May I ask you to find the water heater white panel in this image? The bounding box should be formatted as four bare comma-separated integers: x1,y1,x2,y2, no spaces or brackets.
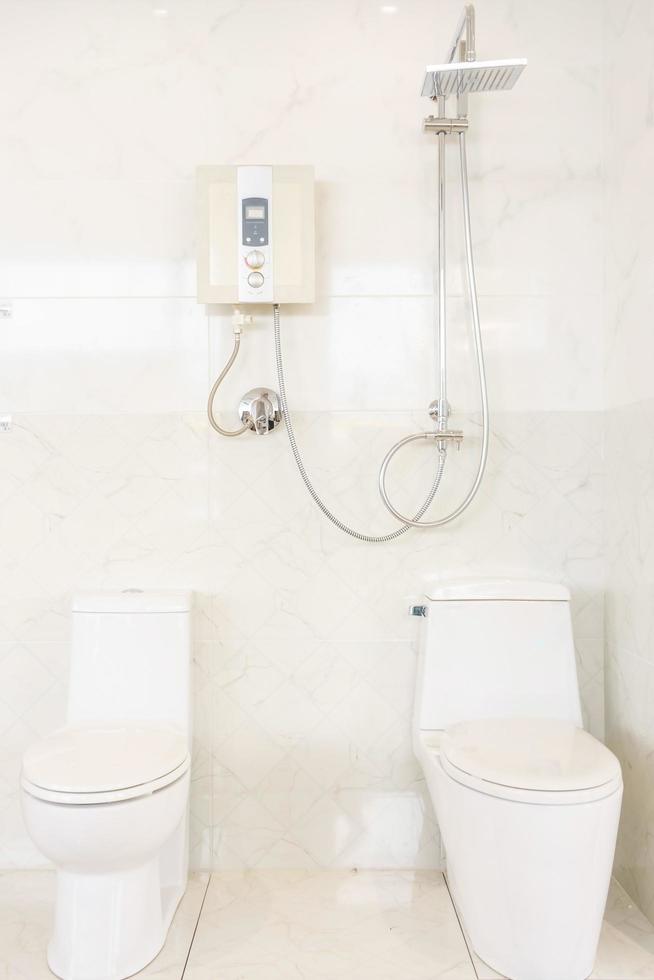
197,164,314,305
207,177,237,292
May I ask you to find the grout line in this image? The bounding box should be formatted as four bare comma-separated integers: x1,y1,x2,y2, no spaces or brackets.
180,872,212,979
442,871,480,980
3,291,591,301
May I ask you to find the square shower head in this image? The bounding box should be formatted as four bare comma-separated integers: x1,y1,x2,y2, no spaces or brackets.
422,58,527,98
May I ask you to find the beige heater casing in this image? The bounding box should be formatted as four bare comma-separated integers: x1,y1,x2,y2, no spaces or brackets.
196,164,315,305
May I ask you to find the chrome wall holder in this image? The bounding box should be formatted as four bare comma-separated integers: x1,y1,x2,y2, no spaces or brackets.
423,116,469,135
238,387,282,435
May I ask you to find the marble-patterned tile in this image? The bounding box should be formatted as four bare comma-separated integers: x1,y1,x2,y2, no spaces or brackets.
140,873,210,979
0,409,607,869
604,16,654,929
183,869,476,979
4,870,654,980
0,299,208,415
604,402,654,922
0,0,611,877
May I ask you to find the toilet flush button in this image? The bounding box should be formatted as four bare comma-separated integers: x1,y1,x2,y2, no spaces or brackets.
247,271,264,288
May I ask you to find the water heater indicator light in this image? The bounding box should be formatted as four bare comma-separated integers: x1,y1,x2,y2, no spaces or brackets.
245,250,265,269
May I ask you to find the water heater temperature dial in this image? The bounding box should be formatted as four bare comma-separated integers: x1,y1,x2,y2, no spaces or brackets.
245,250,265,269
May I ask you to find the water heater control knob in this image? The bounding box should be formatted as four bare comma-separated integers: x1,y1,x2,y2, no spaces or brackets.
245,250,265,269
247,271,265,288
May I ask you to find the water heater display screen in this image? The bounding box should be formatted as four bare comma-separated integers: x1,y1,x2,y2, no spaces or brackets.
242,196,269,246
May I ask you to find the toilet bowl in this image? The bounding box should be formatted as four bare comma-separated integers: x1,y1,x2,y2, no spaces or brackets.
413,579,622,980
20,591,193,980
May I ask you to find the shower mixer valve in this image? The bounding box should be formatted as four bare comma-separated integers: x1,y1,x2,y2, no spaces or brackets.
238,387,282,435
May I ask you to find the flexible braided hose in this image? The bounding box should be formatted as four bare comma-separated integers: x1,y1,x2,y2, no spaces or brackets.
207,331,249,437
273,304,447,543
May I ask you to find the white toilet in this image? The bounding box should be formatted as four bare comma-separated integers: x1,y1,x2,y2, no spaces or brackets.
20,591,192,980
414,579,622,980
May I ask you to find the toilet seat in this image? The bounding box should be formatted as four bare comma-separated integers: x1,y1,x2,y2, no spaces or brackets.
21,722,190,805
437,718,622,805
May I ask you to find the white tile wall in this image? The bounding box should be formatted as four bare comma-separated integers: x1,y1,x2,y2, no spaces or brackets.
0,0,606,870
604,0,654,926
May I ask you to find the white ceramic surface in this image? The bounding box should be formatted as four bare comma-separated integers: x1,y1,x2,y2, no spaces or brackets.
468,877,654,980
19,595,193,979
414,589,622,980
415,583,583,731
22,773,190,979
0,869,209,980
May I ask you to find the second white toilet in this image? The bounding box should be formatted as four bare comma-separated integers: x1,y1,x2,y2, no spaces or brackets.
20,591,192,980
414,579,622,980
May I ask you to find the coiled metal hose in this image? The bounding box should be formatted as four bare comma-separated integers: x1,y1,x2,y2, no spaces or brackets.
273,303,447,543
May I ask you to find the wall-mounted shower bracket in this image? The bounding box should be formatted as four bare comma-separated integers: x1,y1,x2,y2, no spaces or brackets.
423,116,469,135
428,397,450,424
238,387,282,435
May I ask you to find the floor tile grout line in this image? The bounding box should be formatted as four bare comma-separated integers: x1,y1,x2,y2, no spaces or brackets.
181,873,212,980
442,870,480,980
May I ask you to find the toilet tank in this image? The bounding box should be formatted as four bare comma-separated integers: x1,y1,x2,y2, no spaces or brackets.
414,579,582,731
67,591,192,735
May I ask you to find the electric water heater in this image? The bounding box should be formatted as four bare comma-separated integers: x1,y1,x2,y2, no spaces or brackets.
196,165,315,305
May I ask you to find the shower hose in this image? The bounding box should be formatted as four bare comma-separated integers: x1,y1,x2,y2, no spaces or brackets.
207,330,249,437
274,303,447,543
272,131,489,542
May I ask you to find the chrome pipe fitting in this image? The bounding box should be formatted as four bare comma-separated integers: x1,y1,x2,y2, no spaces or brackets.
445,3,476,64
238,388,282,435
423,116,469,135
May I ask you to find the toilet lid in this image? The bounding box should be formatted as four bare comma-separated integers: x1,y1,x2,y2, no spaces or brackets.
22,723,189,794
442,718,621,793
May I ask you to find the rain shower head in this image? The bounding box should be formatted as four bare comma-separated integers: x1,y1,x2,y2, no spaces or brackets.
421,58,527,99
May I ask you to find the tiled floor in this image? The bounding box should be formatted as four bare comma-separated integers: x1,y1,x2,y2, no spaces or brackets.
1,870,653,979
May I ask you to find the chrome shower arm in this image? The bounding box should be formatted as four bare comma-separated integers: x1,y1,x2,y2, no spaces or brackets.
445,4,476,64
